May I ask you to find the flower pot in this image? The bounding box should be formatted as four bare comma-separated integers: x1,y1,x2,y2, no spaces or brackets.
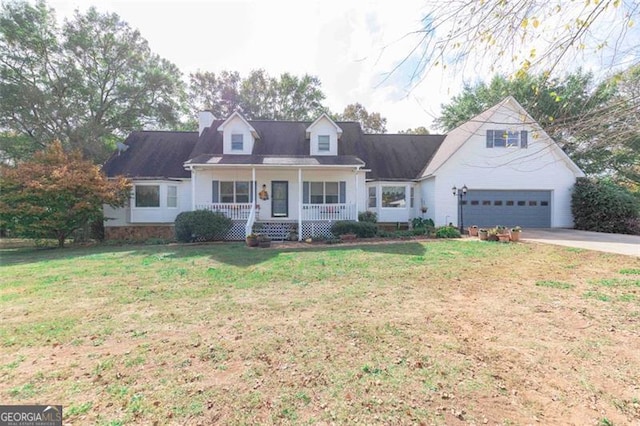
246,236,259,247
478,230,488,241
468,226,479,237
498,234,510,243
510,230,521,242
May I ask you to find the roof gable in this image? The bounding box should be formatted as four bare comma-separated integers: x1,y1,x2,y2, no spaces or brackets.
306,113,343,138
421,96,584,178
217,111,260,138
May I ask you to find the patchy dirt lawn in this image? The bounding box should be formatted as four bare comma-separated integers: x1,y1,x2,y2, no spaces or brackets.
0,239,639,425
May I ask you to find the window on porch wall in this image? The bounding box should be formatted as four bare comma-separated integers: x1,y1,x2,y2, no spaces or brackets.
212,180,255,203
303,181,346,204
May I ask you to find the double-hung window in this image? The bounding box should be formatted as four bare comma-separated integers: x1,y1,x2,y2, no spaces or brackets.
303,181,346,204
212,181,253,203
167,185,178,208
368,187,377,208
486,130,528,148
231,134,244,151
318,135,330,152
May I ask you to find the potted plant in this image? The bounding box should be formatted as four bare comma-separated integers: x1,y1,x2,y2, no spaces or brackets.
487,227,499,241
468,225,479,237
246,233,259,247
257,234,271,248
495,225,510,242
510,226,522,242
478,228,488,240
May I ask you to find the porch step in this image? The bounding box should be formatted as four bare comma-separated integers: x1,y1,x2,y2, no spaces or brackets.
254,221,297,241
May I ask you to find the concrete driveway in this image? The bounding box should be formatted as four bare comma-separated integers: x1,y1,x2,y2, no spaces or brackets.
522,228,640,257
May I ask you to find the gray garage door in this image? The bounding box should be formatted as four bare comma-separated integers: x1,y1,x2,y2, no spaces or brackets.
461,190,551,228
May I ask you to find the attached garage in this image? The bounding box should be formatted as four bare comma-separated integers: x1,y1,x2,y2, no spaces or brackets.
461,190,551,228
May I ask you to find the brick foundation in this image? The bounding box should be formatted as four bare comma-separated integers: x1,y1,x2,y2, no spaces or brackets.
105,225,175,241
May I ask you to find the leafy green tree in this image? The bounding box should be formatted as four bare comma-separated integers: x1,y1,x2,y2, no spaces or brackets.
0,141,131,247
188,69,326,121
338,103,387,133
0,0,186,163
399,126,430,134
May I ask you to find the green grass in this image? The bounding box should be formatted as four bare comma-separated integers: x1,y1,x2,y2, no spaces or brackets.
535,280,574,289
1,240,639,424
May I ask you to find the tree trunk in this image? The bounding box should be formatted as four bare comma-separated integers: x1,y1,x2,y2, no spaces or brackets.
57,234,66,248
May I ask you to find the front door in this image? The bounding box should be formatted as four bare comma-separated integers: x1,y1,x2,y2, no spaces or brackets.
272,181,288,217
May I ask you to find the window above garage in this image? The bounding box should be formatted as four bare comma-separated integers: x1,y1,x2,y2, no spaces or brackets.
486,130,528,148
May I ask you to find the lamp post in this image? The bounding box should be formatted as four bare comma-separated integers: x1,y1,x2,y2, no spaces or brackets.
452,184,468,234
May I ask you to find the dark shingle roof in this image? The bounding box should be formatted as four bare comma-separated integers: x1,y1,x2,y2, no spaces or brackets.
106,121,446,181
103,131,198,179
353,134,446,180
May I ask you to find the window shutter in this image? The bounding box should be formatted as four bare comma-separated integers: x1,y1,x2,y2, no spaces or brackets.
339,181,346,203
486,130,494,148
520,130,528,148
303,182,309,204
212,180,219,203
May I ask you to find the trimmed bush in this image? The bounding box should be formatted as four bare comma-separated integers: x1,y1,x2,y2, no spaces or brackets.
358,211,378,223
435,225,461,239
174,210,232,242
330,221,377,238
572,178,640,235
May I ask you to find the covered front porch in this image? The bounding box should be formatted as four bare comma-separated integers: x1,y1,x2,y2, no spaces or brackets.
185,162,367,240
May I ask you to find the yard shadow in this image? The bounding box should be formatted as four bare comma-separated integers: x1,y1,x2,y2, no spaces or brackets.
0,240,429,268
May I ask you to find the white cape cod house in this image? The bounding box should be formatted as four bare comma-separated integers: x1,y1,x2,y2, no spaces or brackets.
103,97,584,240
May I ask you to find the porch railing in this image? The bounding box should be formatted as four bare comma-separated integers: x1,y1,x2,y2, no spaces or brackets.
301,203,356,221
196,203,253,221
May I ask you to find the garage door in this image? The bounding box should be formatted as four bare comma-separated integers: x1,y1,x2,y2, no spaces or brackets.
462,190,551,228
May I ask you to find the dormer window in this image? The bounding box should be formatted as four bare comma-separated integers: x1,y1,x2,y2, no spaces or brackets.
318,135,330,152
231,134,244,151
486,130,528,148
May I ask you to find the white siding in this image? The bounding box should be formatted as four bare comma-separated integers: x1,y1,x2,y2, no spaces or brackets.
308,117,339,156
222,116,255,155
193,167,365,220
366,181,418,223
105,179,191,226
432,104,579,228
420,177,436,223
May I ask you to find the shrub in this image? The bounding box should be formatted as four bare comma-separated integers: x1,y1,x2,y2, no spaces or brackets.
572,178,640,235
358,211,378,223
174,210,232,242
330,221,377,238
435,225,461,239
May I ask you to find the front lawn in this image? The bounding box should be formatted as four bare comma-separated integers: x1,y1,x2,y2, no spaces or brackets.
1,240,639,424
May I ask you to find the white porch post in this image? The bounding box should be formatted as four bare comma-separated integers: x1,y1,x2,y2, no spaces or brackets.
298,168,303,241
190,166,196,211
354,167,359,221
252,167,256,204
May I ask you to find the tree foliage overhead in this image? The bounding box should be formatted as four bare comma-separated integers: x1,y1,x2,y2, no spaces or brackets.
0,141,131,247
0,0,186,163
397,0,639,89
337,103,387,134
436,69,639,186
399,126,430,135
188,69,326,121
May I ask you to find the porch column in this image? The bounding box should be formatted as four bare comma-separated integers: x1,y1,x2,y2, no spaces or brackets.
354,167,359,221
252,167,256,204
298,168,303,241
190,166,196,211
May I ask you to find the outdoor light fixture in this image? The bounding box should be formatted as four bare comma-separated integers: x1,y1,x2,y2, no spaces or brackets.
452,184,468,233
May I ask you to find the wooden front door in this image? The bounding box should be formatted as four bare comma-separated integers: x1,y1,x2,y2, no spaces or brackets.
271,181,288,217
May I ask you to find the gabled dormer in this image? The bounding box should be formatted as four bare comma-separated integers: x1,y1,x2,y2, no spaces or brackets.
306,113,343,156
217,111,260,155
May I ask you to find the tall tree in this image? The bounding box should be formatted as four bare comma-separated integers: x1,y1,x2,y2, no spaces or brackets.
399,126,430,135
0,141,131,247
187,69,326,121
338,103,387,133
0,0,186,163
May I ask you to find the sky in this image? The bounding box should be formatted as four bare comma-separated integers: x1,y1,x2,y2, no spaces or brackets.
44,0,638,133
